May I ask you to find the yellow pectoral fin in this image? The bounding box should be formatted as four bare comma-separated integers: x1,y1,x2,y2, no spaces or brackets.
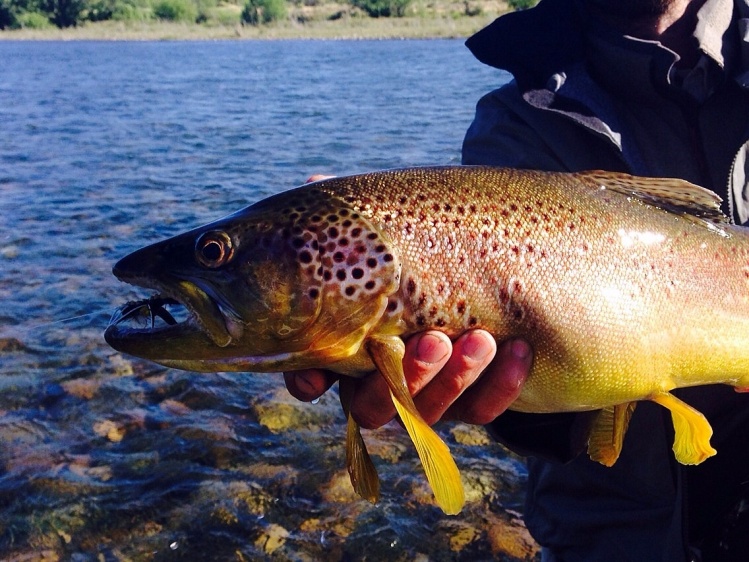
587,402,637,467
345,412,380,504
388,390,465,515
366,335,465,515
650,392,716,465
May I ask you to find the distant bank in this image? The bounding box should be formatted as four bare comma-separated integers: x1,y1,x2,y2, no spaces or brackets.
0,1,509,41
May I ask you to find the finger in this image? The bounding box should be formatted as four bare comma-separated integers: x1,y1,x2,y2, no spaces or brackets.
445,338,532,425
413,330,497,425
346,372,396,430
305,174,335,183
348,331,452,429
283,369,337,402
401,331,453,393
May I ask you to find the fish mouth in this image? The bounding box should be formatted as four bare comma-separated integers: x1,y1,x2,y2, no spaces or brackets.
107,294,183,332
104,276,245,358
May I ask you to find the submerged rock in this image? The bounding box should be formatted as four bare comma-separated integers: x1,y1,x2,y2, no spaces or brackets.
93,419,127,442
0,336,25,353
488,516,540,561
450,423,492,447
254,523,290,555
252,388,338,433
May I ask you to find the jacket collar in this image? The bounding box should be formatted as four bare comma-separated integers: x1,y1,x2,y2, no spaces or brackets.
465,0,585,92
466,0,749,97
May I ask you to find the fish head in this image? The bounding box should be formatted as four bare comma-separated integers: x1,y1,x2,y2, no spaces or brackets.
105,181,401,373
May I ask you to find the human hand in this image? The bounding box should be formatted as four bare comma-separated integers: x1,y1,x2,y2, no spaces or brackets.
283,330,532,428
305,174,334,183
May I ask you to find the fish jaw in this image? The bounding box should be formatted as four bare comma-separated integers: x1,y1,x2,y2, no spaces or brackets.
104,249,242,368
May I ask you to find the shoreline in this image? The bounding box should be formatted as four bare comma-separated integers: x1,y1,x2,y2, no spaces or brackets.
0,11,504,41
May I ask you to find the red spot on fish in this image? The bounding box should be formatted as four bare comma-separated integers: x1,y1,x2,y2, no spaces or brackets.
407,279,416,294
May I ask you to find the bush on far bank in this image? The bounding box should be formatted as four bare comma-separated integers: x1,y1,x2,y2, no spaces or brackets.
0,0,509,29
153,0,196,20
240,0,284,24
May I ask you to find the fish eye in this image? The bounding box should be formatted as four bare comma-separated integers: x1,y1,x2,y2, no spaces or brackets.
196,231,233,268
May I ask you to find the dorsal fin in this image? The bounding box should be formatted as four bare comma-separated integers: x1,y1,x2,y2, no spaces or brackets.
576,170,729,225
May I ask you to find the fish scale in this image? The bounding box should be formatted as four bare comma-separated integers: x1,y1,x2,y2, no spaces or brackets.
106,166,749,513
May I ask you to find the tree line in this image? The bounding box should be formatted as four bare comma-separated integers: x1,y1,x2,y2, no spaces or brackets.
0,0,430,29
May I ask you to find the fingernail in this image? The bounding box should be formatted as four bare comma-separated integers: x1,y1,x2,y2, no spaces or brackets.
416,332,450,364
463,331,491,361
510,339,531,360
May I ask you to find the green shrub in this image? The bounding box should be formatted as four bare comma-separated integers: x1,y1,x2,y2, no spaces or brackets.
153,0,197,21
508,0,538,9
111,3,149,20
204,3,240,24
350,0,410,17
108,0,152,21
43,0,85,26
86,0,115,20
0,0,15,28
240,0,284,25
15,9,50,26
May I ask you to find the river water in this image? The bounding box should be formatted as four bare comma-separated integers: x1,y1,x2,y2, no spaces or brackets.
0,39,536,560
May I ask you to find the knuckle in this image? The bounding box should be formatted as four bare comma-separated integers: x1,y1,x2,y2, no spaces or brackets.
354,410,392,430
435,371,471,398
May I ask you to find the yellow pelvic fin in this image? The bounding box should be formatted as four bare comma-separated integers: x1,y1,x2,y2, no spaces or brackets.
366,335,465,515
650,392,717,465
587,402,637,467
345,411,380,504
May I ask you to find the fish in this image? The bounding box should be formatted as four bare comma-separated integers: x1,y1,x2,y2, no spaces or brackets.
105,166,749,514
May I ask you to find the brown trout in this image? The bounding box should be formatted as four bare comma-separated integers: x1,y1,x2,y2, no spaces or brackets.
105,166,749,514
